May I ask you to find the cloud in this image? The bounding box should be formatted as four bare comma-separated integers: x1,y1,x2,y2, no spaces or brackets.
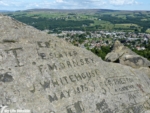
109,0,139,5
83,0,106,5
0,1,9,6
55,0,64,3
91,0,101,1
0,0,141,10
0,0,26,7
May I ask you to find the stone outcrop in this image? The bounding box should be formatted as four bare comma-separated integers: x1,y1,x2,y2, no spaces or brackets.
0,14,150,113
105,40,150,68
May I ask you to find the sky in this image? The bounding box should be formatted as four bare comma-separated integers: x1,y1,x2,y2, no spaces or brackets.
0,0,150,11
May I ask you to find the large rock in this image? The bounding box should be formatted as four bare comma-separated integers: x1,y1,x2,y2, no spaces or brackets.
105,40,150,68
0,14,150,113
139,67,150,78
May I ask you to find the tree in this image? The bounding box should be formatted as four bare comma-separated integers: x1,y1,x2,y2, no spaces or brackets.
91,46,111,60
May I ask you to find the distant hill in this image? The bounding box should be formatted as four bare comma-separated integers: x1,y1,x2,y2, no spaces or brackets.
0,10,14,12
21,8,150,13
24,8,117,13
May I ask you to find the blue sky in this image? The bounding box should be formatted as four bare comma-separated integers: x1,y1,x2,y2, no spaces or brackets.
0,0,150,11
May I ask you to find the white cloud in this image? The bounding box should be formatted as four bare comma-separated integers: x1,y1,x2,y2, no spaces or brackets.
88,0,103,2
25,1,54,9
0,0,26,7
109,0,138,5
0,0,141,10
55,0,64,3
0,1,9,6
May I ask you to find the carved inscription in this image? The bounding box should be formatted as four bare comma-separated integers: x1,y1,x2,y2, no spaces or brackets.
0,72,13,83
48,80,97,103
36,41,100,104
55,69,97,87
37,41,56,48
5,48,23,67
48,83,89,103
40,69,98,89
122,103,150,113
40,68,99,103
66,101,85,113
50,58,94,70
128,93,137,104
40,80,50,90
38,51,78,59
96,99,112,113
38,58,94,72
105,77,138,94
0,47,24,66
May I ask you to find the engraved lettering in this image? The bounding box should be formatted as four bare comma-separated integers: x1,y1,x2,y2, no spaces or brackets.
40,81,50,90
49,94,58,103
5,48,23,67
65,90,71,97
37,41,50,48
47,64,57,71
72,59,79,67
80,59,84,65
39,53,46,59
60,92,66,99
66,101,84,113
81,73,86,79
74,74,82,81
69,75,76,82
63,76,69,84
52,80,59,87
60,63,65,69
85,58,90,64
67,61,72,68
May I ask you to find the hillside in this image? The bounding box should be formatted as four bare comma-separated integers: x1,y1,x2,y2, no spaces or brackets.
5,9,150,33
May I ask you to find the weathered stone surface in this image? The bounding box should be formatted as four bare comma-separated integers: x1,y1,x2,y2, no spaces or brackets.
0,14,150,113
139,67,150,78
105,40,150,68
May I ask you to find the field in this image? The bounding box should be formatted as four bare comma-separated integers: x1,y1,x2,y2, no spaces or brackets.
146,29,150,33
5,9,150,33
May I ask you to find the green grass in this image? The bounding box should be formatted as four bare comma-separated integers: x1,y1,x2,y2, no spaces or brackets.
146,29,150,33
6,10,150,32
141,19,148,21
115,23,138,27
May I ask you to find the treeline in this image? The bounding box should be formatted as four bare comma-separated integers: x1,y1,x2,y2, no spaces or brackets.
132,41,150,60
90,46,111,60
11,16,94,31
99,14,150,32
9,12,150,32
